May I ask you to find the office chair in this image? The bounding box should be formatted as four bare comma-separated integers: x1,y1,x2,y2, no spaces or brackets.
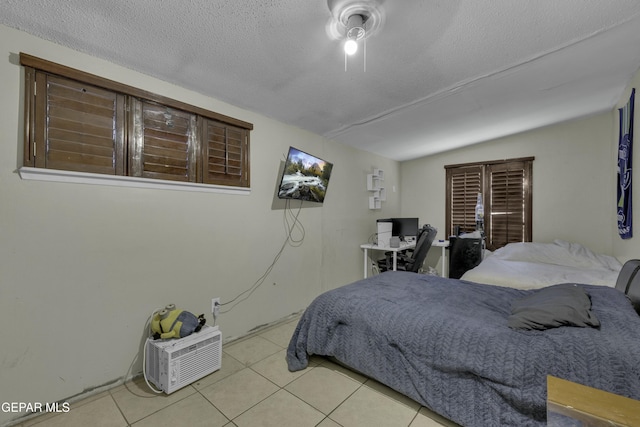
615,259,640,294
377,224,437,273
616,259,640,315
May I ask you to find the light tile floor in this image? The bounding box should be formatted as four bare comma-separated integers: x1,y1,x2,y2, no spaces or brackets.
15,316,460,427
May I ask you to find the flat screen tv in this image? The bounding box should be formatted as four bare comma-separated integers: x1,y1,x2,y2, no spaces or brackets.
278,147,333,203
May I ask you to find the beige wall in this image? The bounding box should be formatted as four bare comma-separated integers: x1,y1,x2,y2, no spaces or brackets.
400,110,621,272
0,24,400,425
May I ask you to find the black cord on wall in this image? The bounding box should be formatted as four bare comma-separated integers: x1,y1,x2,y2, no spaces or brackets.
220,199,305,313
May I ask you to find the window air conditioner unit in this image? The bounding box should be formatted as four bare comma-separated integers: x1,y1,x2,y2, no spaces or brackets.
145,325,221,394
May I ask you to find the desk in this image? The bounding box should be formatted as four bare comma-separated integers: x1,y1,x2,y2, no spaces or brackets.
433,240,450,278
360,241,415,278
360,240,449,278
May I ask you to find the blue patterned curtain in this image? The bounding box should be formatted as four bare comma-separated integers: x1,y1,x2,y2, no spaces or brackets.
618,88,635,239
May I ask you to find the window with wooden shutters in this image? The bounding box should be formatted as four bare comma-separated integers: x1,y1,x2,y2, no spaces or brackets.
27,72,125,175
130,100,198,182
445,157,533,250
21,53,252,189
486,160,532,249
446,165,483,235
202,119,248,187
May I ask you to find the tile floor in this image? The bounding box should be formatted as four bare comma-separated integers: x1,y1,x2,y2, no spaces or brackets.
15,316,459,427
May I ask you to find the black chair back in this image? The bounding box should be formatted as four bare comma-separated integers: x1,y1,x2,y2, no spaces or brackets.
617,259,640,315
615,259,640,293
406,225,437,273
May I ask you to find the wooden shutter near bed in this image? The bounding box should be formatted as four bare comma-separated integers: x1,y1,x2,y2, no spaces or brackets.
447,165,483,235
486,160,532,249
445,157,533,251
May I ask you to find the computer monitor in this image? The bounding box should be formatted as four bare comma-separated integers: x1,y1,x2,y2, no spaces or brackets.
392,218,419,241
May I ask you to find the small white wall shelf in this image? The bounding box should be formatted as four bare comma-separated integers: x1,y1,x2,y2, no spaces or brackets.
367,168,385,209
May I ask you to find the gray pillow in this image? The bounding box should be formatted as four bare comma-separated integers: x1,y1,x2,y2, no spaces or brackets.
508,283,600,330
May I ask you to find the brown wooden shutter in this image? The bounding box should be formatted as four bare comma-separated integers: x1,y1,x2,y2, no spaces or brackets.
33,72,125,174
446,165,483,236
486,160,532,250
130,100,198,182
446,157,533,250
201,119,249,187
23,54,253,189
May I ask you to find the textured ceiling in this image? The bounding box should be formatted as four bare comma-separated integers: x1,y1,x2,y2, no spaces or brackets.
2,0,640,161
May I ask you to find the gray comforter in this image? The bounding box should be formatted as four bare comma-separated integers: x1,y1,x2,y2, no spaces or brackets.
286,271,640,426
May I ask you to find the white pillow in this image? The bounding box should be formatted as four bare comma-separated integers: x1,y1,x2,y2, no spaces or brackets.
491,240,621,271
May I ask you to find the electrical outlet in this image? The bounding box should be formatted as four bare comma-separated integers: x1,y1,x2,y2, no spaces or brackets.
211,297,220,316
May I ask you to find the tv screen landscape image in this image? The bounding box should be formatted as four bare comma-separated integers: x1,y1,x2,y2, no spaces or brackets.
278,147,333,203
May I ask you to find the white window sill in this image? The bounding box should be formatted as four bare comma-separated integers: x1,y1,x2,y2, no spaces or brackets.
18,167,251,195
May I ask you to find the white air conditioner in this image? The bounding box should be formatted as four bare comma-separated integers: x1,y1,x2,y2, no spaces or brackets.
145,325,222,394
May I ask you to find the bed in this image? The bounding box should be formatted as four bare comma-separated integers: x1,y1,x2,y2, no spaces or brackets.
286,266,640,426
460,240,622,289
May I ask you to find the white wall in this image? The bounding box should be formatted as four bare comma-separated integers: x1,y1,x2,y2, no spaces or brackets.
0,24,400,426
400,111,618,271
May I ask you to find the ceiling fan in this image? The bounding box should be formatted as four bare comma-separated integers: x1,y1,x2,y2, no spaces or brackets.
326,0,385,71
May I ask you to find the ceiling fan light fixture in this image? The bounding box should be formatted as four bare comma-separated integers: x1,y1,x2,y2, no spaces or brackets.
344,13,364,56
327,1,384,71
